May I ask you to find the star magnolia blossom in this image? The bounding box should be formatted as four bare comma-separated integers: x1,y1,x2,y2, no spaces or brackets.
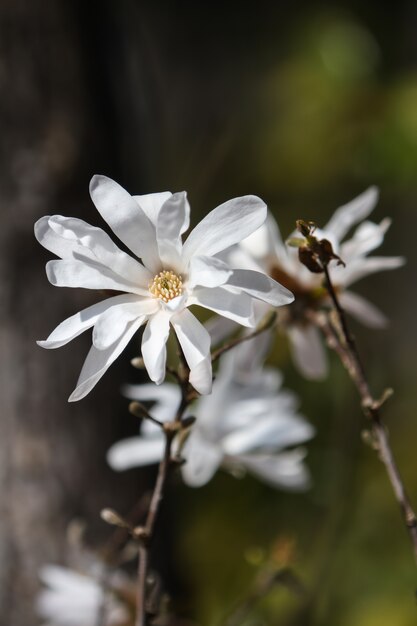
37,565,129,626
35,176,293,401
231,187,405,379
108,337,314,489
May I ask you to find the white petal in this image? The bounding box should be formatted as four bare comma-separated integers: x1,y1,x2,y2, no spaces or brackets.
189,286,255,327
46,215,151,286
39,565,98,594
204,316,239,346
68,318,144,402
122,382,181,422
89,175,161,272
133,191,173,225
340,218,391,262
182,195,267,262
288,324,328,380
334,255,405,287
222,413,314,455
237,450,311,491
181,430,223,487
338,291,388,328
241,213,288,263
46,259,147,295
37,295,138,349
92,299,157,350
171,309,212,395
107,435,165,470
156,192,190,267
141,310,171,385
324,186,379,241
188,255,232,289
225,269,294,307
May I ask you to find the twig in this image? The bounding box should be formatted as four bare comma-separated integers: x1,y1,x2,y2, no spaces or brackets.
135,348,192,626
319,263,417,563
211,311,277,364
135,430,175,626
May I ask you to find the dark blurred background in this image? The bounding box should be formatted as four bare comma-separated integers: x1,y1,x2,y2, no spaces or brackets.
1,1,417,624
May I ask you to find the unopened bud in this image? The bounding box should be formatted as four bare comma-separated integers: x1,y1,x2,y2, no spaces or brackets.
181,416,196,429
128,401,149,419
100,508,131,529
130,357,145,369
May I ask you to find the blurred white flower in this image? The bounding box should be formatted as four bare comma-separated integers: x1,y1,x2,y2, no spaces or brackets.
231,187,405,380
107,336,314,490
35,176,293,401
37,565,130,626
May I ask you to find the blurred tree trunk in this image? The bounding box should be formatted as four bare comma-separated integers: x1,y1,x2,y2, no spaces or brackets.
0,2,144,623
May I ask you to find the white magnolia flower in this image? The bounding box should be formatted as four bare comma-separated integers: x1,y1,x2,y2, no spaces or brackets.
108,337,314,490
35,176,293,401
37,565,129,626
231,187,405,379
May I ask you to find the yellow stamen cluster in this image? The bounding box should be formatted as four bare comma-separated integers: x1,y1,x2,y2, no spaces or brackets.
149,270,183,303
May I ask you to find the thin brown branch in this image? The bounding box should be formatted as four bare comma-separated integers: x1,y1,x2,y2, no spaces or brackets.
211,311,277,364
319,263,417,563
136,431,175,626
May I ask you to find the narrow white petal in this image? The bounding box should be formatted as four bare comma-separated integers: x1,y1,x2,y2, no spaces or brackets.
204,316,239,346
141,310,171,385
68,318,143,402
93,299,156,350
133,191,173,225
237,450,311,491
89,175,160,272
222,413,314,455
156,192,190,267
171,309,213,395
122,383,181,422
107,435,165,470
288,324,328,380
225,269,294,307
46,259,147,295
339,291,388,328
340,218,391,262
189,286,255,327
334,255,405,287
241,213,288,263
37,294,141,349
181,431,223,487
324,186,379,240
182,195,267,262
188,255,232,289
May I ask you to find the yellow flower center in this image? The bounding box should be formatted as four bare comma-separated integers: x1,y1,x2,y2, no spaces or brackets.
149,270,183,303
